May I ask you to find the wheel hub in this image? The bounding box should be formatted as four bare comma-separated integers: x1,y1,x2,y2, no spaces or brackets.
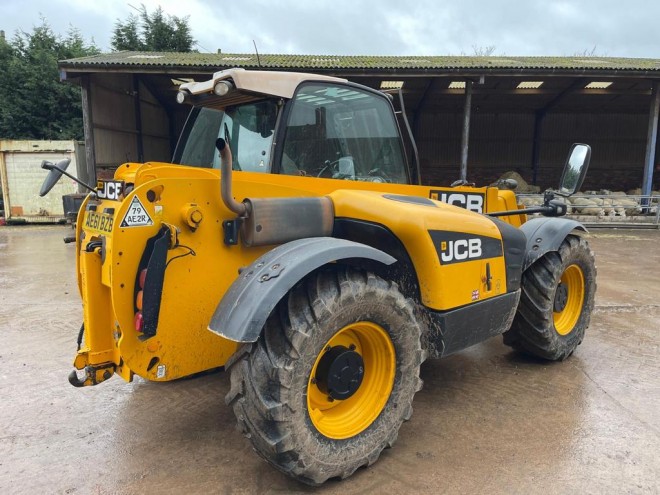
315,345,364,400
554,282,569,313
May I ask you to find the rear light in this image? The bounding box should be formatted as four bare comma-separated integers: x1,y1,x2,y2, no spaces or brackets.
135,270,146,332
134,311,144,332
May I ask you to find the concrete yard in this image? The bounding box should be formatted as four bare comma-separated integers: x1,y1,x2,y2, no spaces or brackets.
0,226,658,494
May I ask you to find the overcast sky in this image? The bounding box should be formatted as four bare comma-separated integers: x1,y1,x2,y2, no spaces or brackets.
2,0,659,58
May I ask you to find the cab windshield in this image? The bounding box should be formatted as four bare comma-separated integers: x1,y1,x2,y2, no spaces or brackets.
278,83,409,184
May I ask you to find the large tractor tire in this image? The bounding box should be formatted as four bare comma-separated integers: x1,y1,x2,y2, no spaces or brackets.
503,234,596,360
225,267,425,485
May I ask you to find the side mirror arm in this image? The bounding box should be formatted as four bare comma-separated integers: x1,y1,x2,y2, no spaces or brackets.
489,191,567,218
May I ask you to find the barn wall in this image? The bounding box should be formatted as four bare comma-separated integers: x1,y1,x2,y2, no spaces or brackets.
538,112,647,191
138,79,171,163
416,110,650,191
90,74,137,173
82,70,657,193
89,74,171,176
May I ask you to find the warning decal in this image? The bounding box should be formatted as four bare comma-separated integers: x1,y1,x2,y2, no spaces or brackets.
121,196,153,227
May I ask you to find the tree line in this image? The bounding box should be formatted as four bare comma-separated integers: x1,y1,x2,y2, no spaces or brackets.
0,6,194,141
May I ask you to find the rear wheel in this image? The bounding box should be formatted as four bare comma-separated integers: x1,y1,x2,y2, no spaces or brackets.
503,234,596,360
225,267,425,485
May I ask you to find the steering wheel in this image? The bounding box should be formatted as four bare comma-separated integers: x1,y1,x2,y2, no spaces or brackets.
317,159,339,178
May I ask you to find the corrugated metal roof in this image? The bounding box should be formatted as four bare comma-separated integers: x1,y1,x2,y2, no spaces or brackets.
59,51,660,73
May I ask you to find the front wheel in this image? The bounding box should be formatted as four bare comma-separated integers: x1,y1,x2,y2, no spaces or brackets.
225,267,425,485
503,234,596,360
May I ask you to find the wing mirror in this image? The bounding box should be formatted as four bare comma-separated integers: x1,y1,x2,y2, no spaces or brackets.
39,159,71,197
39,159,95,197
489,143,592,218
557,143,591,197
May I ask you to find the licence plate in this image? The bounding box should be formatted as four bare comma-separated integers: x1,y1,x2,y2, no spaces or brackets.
84,210,114,233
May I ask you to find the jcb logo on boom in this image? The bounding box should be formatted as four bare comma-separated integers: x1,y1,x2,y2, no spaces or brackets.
429,190,484,213
440,238,482,263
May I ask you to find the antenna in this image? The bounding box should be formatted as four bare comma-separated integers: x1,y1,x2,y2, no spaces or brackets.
253,40,262,68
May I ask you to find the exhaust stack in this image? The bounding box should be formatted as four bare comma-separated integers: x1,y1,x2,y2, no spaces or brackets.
216,138,247,217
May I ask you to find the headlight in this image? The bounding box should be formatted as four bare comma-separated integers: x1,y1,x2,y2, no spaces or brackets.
213,80,233,96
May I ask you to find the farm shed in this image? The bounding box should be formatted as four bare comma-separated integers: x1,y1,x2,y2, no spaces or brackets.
58,53,660,193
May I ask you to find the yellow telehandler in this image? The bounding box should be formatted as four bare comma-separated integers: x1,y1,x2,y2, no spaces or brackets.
41,69,596,484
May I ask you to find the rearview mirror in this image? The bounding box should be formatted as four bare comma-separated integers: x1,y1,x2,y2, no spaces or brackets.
39,158,71,197
557,143,591,196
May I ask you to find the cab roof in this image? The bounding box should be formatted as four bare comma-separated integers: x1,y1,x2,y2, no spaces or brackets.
179,68,348,102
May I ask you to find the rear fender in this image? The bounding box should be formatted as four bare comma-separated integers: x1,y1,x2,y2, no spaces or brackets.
520,218,587,271
208,237,396,343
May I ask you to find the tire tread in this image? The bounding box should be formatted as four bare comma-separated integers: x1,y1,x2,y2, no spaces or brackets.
504,235,597,360
225,266,425,485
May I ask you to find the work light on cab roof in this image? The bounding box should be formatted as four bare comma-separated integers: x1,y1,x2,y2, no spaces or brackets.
213,80,233,96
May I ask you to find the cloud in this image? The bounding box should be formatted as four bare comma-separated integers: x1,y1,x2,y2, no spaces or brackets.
2,0,659,58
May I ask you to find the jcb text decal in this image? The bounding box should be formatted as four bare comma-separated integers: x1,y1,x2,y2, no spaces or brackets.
429,231,502,265
429,190,484,213
96,180,124,201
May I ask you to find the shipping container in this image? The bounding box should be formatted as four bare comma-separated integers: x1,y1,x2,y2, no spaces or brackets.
0,140,85,224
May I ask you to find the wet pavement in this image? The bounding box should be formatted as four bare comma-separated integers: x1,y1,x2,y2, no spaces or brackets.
0,226,658,494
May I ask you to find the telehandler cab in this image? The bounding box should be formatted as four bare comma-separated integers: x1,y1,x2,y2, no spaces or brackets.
42,68,596,484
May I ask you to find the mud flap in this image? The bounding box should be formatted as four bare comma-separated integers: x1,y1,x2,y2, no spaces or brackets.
519,218,587,271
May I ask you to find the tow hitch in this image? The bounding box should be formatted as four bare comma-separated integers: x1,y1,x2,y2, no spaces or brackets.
68,363,116,387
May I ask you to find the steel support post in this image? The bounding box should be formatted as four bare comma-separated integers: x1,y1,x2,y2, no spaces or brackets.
642,82,660,203
460,81,473,182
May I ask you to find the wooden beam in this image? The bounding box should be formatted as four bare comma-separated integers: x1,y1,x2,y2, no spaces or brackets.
460,81,473,182
81,75,97,184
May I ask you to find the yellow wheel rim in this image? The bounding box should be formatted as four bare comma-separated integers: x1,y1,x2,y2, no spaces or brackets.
307,321,396,440
553,264,585,336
